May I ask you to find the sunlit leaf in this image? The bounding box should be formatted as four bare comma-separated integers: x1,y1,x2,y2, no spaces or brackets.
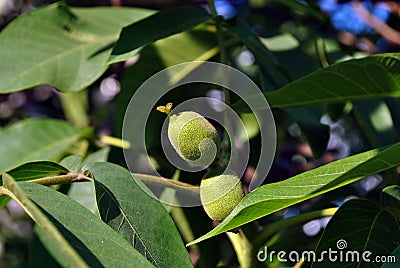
109,6,211,63
232,54,400,111
188,141,400,245
0,2,153,92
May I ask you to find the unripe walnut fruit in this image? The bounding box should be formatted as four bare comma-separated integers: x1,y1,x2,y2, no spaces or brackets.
200,170,244,222
168,111,220,166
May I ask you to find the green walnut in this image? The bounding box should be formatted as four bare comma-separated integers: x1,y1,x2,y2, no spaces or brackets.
168,111,220,166
200,170,244,222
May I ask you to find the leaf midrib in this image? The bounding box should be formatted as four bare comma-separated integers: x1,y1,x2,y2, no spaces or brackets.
97,182,161,268
6,34,118,89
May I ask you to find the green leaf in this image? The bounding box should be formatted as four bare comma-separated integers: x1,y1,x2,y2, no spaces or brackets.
18,181,154,267
2,161,68,184
232,54,400,111
0,2,153,93
312,199,400,267
59,147,110,172
109,6,211,63
188,141,400,245
2,174,89,268
66,149,110,214
68,181,98,215
29,226,62,268
0,160,70,207
0,119,81,173
80,147,110,166
85,162,193,268
59,155,83,172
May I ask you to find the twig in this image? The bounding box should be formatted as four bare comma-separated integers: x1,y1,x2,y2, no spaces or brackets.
226,229,253,268
133,173,200,197
27,173,92,186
